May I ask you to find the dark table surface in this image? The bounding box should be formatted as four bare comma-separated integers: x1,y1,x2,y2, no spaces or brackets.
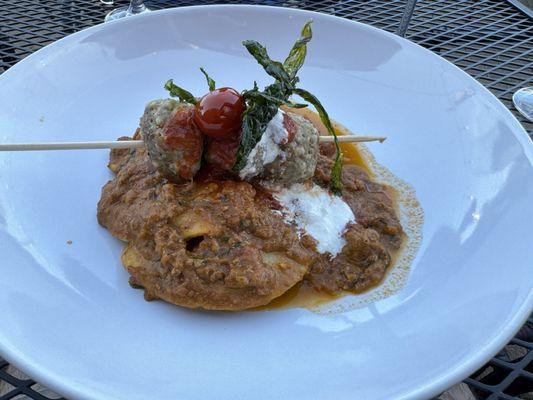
0,1,532,399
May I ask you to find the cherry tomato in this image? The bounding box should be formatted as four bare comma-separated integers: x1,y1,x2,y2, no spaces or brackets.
193,88,245,138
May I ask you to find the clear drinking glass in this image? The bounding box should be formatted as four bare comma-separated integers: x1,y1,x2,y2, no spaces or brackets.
105,0,151,22
513,87,533,122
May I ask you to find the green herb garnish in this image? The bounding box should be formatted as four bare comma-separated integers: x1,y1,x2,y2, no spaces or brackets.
235,20,343,193
283,20,313,79
200,67,216,91
293,88,343,193
164,79,197,105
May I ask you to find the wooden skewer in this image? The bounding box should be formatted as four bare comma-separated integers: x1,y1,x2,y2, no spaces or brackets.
0,135,386,152
0,140,145,151
319,135,386,143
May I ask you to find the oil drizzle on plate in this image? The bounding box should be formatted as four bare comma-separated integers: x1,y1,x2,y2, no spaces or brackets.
253,282,342,311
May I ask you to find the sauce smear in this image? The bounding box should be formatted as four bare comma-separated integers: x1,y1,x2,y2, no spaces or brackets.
254,282,341,311
256,108,385,311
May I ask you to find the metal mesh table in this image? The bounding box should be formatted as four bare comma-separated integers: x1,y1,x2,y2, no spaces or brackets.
0,1,532,399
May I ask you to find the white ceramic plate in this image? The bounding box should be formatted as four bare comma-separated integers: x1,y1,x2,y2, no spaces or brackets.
0,5,532,400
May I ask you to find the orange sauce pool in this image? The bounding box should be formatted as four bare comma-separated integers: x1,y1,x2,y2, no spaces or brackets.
253,282,341,311
253,108,380,311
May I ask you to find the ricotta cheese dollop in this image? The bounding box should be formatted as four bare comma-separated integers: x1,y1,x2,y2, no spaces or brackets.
272,183,356,257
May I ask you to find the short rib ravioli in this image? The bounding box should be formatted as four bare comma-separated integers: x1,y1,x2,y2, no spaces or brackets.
97,144,316,310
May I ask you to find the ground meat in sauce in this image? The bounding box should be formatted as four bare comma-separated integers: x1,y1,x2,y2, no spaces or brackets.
98,136,404,310
140,99,203,183
97,144,316,310
204,133,241,172
261,112,319,184
306,143,404,294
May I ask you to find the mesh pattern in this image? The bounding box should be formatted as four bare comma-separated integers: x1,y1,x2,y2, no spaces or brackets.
405,0,533,134
0,359,61,400
463,315,533,400
0,1,532,399
0,0,531,131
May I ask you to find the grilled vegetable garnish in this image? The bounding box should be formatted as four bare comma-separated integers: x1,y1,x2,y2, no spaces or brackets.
293,88,343,193
164,79,197,105
200,67,216,91
235,21,343,193
164,20,344,193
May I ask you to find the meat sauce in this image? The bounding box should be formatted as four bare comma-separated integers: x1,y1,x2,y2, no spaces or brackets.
99,108,406,311
257,108,403,311
281,111,298,144
162,106,204,180
204,133,242,172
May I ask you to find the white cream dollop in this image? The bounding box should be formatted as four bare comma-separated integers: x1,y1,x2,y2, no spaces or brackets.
239,110,288,180
272,183,356,257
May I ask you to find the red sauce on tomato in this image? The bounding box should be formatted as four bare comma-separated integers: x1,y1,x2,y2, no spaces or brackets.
194,88,245,138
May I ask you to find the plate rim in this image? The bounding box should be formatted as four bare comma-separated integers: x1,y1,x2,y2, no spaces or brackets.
0,4,532,400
